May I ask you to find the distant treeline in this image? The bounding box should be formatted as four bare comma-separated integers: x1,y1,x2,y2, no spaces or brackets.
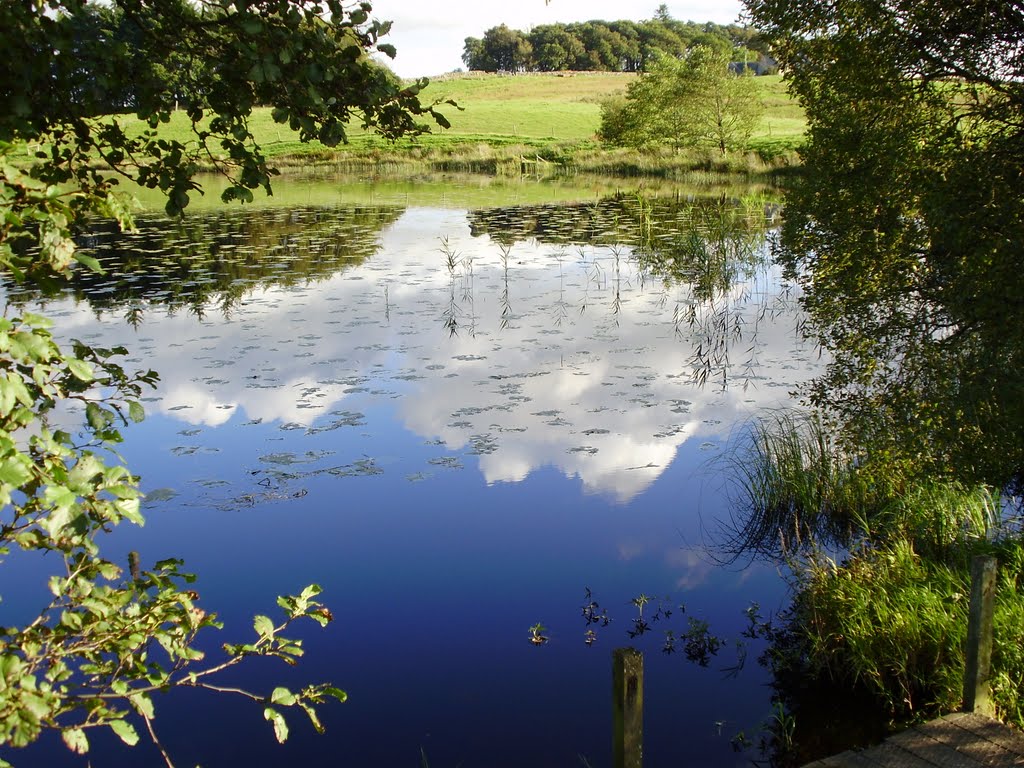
461,13,770,74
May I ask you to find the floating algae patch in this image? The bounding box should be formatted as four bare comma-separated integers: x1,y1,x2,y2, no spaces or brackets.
320,458,384,478
142,487,178,506
171,446,220,457
428,456,463,470
307,411,366,434
259,450,335,466
468,434,499,455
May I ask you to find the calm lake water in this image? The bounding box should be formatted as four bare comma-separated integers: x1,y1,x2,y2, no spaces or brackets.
5,176,819,767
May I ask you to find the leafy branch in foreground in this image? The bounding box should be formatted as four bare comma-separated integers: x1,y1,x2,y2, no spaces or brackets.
0,315,343,766
1,1,452,763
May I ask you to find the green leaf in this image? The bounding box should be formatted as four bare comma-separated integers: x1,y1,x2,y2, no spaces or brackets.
300,584,322,600
0,456,32,487
253,614,275,640
85,402,109,431
0,373,32,411
264,707,289,743
323,686,348,703
299,702,324,734
109,719,140,746
128,401,145,423
241,17,262,35
73,252,104,274
129,692,155,720
270,686,296,706
61,727,89,754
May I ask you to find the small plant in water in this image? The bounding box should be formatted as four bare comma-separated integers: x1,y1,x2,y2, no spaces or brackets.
681,616,723,666
529,622,549,645
662,629,677,654
581,587,611,628
628,593,652,638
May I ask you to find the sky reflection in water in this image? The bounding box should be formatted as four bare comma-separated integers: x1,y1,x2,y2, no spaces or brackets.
4,188,819,767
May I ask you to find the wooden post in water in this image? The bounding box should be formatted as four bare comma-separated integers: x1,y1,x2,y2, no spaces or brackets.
963,554,997,717
613,647,643,768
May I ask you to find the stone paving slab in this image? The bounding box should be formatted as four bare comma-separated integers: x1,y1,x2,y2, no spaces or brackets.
802,715,1024,768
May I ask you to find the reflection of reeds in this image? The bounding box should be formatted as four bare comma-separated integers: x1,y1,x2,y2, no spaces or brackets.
552,251,568,328
609,246,626,326
461,252,476,337
498,243,513,330
440,236,463,337
576,247,591,315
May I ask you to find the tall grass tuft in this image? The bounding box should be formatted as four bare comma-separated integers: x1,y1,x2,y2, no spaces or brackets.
717,412,885,560
870,481,998,563
770,533,1024,745
717,411,1002,562
730,411,1024,760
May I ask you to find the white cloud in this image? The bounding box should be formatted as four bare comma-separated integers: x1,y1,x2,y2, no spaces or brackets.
25,203,817,504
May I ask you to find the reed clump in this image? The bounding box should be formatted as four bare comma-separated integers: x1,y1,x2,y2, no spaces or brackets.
718,412,887,559
771,531,1024,731
728,411,1024,759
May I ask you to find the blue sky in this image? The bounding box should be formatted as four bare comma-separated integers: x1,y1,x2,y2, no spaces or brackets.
368,1,748,78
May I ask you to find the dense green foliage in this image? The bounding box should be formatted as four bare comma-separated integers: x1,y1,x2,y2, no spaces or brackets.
461,15,771,73
0,1,441,765
746,0,1024,488
598,48,764,155
725,0,1024,746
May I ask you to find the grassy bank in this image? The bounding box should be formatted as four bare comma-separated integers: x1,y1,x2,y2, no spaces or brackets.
102,71,804,177
725,413,1024,764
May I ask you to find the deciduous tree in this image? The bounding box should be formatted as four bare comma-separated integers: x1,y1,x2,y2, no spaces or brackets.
599,46,763,154
745,0,1024,485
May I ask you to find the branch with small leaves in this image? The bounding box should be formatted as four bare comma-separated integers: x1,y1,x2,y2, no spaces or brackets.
0,317,343,767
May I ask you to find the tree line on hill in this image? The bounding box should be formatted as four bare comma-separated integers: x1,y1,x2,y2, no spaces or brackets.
461,9,770,74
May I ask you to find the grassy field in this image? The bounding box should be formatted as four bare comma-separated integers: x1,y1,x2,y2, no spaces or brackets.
417,71,629,141
106,71,804,175
748,75,806,155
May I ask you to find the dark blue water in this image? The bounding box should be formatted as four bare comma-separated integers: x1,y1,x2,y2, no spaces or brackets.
3,185,817,767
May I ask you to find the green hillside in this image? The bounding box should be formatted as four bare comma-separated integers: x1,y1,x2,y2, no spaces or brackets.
108,71,804,173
